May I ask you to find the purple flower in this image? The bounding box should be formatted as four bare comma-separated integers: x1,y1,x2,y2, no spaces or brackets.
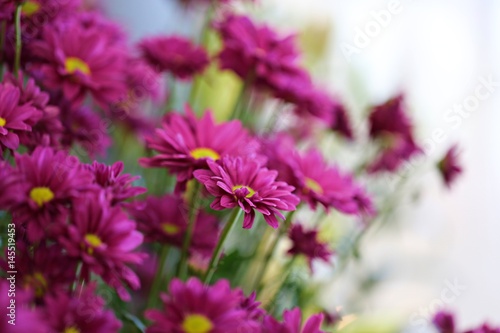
0,83,42,155
464,324,500,333
438,145,463,188
10,147,94,242
0,1,15,20
367,135,421,173
146,277,258,333
140,107,260,191
42,283,122,333
194,157,299,229
369,94,413,139
57,191,144,300
263,308,326,333
287,223,333,271
139,35,209,79
433,311,456,333
0,161,24,210
127,194,220,258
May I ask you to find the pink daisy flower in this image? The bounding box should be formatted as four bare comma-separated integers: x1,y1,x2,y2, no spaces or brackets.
29,17,127,109
10,147,93,242
287,223,333,271
369,94,413,139
146,277,258,333
57,191,144,300
139,107,260,191
127,194,219,258
0,83,42,155
42,283,122,333
139,36,209,79
263,308,326,333
193,157,299,229
438,145,463,188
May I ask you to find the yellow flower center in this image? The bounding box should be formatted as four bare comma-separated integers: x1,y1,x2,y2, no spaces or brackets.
304,177,323,195
64,327,80,333
84,234,103,255
29,187,54,207
161,223,180,235
65,57,91,76
21,1,40,16
190,148,220,161
24,272,48,297
232,185,256,198
0,117,6,127
181,314,214,333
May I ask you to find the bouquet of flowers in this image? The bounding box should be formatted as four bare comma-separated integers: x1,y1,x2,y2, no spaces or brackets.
0,0,493,332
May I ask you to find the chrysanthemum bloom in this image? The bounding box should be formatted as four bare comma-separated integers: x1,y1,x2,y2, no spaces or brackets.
4,72,49,115
140,107,260,191
263,308,326,333
330,100,354,140
139,36,209,79
10,147,94,242
86,161,146,205
0,83,41,155
29,18,127,109
146,277,258,333
438,145,463,188
367,135,421,173
287,224,333,271
0,1,15,20
0,161,24,210
43,283,122,333
369,94,413,139
215,14,304,91
58,192,144,300
194,157,299,229
127,194,219,258
433,311,455,333
20,0,81,21
464,324,500,333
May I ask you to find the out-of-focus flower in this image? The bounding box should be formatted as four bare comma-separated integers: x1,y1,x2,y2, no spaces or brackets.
0,161,24,210
263,308,326,333
86,161,146,205
438,145,463,188
57,192,144,300
0,1,15,20
10,147,93,242
139,107,260,192
43,283,122,333
4,72,49,115
194,157,299,229
146,277,258,333
433,311,456,333
287,223,333,271
139,36,209,79
127,194,219,258
29,18,127,109
0,83,42,155
367,135,421,173
330,100,354,140
464,324,500,333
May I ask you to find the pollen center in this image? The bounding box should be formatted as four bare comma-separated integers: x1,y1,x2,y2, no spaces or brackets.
190,147,220,161
84,234,103,255
29,187,54,207
0,117,6,127
181,314,214,333
64,327,80,333
22,1,41,16
232,185,256,198
65,57,91,76
24,272,48,297
161,223,180,235
304,177,323,195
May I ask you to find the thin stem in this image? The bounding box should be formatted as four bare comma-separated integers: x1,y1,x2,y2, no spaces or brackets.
177,181,201,279
147,245,170,309
14,4,22,77
203,208,243,284
265,256,297,314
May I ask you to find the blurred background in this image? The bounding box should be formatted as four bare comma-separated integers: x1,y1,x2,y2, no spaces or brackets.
102,0,500,331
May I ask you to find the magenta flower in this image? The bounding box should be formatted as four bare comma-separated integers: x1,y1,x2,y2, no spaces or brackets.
4,72,50,116
0,83,42,155
146,277,257,333
0,161,24,210
367,135,421,173
140,107,259,191
10,147,93,242
433,311,456,333
86,161,146,205
287,224,333,271
263,308,326,333
127,194,220,258
20,0,81,20
194,157,299,229
369,94,413,139
29,18,127,109
0,1,15,20
139,35,209,79
42,283,122,333
57,192,144,300
330,100,354,140
464,325,500,333
438,145,463,188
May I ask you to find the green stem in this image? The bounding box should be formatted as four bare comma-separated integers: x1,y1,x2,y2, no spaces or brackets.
203,208,243,284
14,5,22,77
265,256,297,314
147,245,170,309
177,182,201,279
